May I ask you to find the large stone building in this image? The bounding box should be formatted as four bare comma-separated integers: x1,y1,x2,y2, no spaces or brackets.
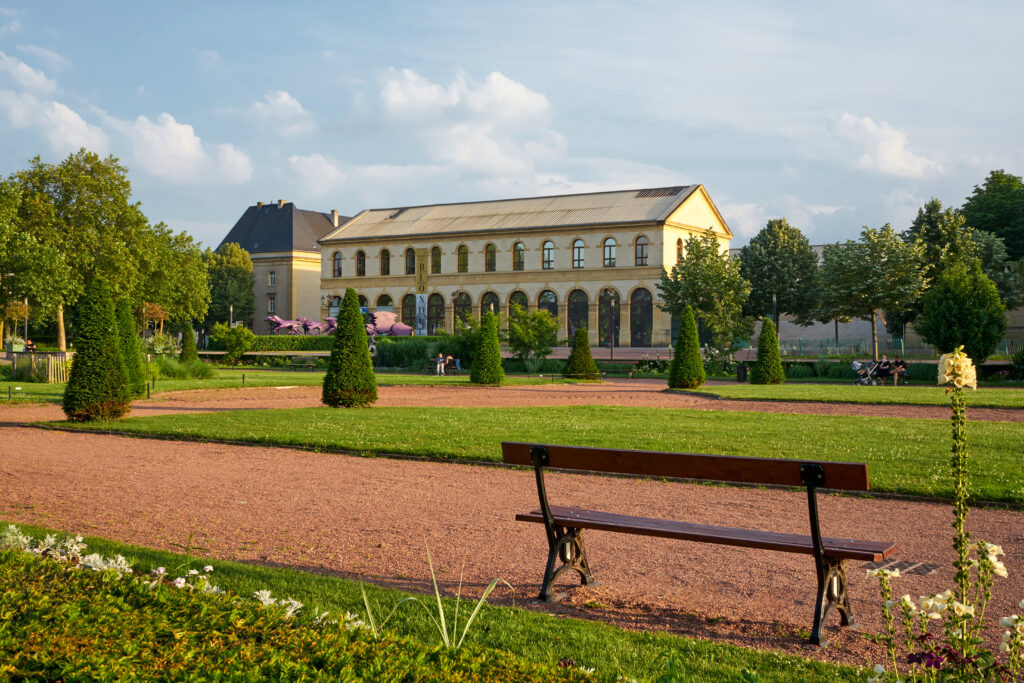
317,185,733,347
220,200,349,333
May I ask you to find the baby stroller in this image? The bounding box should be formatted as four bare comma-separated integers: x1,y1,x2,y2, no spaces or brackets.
851,360,881,386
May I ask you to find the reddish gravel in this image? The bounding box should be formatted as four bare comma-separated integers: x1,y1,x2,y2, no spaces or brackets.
2,382,1023,669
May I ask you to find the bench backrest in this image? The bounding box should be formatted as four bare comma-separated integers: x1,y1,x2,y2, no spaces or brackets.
501,441,869,491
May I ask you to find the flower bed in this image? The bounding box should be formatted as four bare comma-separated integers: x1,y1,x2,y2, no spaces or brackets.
0,528,595,681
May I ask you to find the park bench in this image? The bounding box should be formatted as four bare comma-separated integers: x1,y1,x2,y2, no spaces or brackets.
288,356,318,371
501,441,898,646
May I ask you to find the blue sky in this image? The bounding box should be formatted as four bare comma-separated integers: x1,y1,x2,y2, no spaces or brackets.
0,1,1020,248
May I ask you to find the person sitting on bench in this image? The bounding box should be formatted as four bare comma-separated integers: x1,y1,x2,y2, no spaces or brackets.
24,339,36,353
892,355,908,385
875,355,892,383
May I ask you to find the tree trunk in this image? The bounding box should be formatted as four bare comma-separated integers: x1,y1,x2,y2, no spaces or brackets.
57,304,66,351
870,310,878,361
0,319,4,342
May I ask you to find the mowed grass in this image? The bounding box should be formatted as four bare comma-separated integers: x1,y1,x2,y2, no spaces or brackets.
0,371,563,404
55,405,1024,503
690,383,1024,408
1,521,861,682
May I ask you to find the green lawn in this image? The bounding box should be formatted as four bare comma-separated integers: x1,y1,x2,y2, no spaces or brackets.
53,405,1024,503
691,383,1024,408
0,370,564,405
1,521,861,682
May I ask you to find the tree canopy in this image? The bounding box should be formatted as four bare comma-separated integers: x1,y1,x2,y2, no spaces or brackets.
961,169,1024,260
738,218,820,325
915,261,1006,365
657,229,752,355
204,242,255,327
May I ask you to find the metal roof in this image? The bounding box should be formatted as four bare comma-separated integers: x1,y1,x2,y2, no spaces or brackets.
220,203,348,254
320,185,700,243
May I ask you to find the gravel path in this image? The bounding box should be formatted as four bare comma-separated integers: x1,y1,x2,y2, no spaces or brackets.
2,383,1023,668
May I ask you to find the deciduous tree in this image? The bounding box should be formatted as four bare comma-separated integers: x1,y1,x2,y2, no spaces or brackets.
507,304,558,370
738,218,820,326
915,262,1006,365
961,169,1024,260
204,242,255,327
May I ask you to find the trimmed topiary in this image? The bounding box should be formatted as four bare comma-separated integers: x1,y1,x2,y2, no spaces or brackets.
470,311,504,385
179,322,199,364
322,287,377,407
750,318,784,384
563,325,600,380
115,298,147,398
63,277,131,421
668,305,705,388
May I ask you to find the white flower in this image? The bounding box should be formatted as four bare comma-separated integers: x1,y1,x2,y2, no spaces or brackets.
203,565,214,573
254,589,277,606
900,594,914,608
867,568,900,579
171,577,187,589
152,567,166,576
1001,640,1011,653
868,664,886,683
993,561,1008,578
188,569,199,576
1020,599,1024,609
1000,615,1019,628
953,601,975,617
985,543,1005,557
282,597,303,619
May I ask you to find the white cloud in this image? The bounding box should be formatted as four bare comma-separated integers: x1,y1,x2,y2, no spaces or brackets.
718,202,766,239
101,111,251,184
251,89,316,137
0,90,107,155
196,49,223,69
0,50,56,94
718,195,846,241
17,45,70,71
833,113,942,178
288,153,348,196
0,8,21,35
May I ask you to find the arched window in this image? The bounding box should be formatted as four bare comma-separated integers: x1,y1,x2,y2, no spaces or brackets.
427,293,445,334
481,291,500,317
453,292,472,325
356,250,366,277
603,238,616,268
405,248,416,275
357,294,368,308
328,295,342,318
513,242,525,271
538,290,558,317
332,251,343,277
568,289,588,336
431,246,441,274
457,245,469,273
676,237,683,262
376,294,393,311
401,294,416,327
542,241,554,270
635,236,648,266
380,249,391,276
572,239,585,269
630,288,653,347
598,289,620,348
485,243,497,272
509,290,528,315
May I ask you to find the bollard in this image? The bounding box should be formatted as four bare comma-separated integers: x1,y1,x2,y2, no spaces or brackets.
7,386,10,402
147,382,150,399
242,373,245,386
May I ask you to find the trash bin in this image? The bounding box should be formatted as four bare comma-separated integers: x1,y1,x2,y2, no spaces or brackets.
736,364,748,382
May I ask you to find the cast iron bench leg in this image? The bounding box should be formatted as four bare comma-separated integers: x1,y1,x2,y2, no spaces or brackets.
539,526,598,601
810,557,856,646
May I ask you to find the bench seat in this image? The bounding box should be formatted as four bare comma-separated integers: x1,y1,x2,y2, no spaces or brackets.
517,505,896,562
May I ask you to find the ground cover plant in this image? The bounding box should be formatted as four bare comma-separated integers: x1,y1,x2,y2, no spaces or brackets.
55,405,1024,502
687,383,1024,408
0,534,592,682
0,522,861,681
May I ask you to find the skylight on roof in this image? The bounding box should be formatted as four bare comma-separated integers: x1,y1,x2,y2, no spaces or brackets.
635,187,684,199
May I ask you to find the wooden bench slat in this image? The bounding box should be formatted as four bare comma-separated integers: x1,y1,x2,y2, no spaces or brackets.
501,442,870,491
517,506,896,562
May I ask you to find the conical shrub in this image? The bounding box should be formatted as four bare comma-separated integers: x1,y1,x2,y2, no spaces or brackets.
750,318,784,384
63,277,131,421
668,305,705,388
322,287,377,407
115,298,146,397
179,322,199,364
470,311,504,385
563,325,600,380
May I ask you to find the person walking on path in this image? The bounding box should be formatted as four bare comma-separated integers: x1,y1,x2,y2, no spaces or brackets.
435,352,445,376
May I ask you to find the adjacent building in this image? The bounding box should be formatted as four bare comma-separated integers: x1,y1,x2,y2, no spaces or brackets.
219,200,349,333
317,185,733,347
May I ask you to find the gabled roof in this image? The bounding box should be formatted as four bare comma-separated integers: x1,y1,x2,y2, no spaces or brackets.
219,202,347,254
320,185,703,243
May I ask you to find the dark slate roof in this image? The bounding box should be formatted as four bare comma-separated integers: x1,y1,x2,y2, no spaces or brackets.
219,202,349,254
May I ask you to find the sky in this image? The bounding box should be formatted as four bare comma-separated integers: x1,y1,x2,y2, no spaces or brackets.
0,1,1021,248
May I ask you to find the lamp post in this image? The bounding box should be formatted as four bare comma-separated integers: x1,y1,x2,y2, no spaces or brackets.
602,288,616,361
229,303,234,327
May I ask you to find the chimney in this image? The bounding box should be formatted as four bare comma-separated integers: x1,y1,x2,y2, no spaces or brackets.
331,209,339,227
256,201,264,208
277,199,286,208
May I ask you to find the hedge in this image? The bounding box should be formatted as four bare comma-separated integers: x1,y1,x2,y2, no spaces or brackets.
208,334,445,352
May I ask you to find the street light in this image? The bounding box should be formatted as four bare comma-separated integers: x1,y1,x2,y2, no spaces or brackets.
602,288,616,361
229,303,234,327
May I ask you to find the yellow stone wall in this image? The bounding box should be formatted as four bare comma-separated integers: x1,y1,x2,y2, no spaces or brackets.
251,252,323,333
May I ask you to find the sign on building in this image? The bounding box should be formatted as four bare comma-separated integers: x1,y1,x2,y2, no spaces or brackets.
415,248,428,335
